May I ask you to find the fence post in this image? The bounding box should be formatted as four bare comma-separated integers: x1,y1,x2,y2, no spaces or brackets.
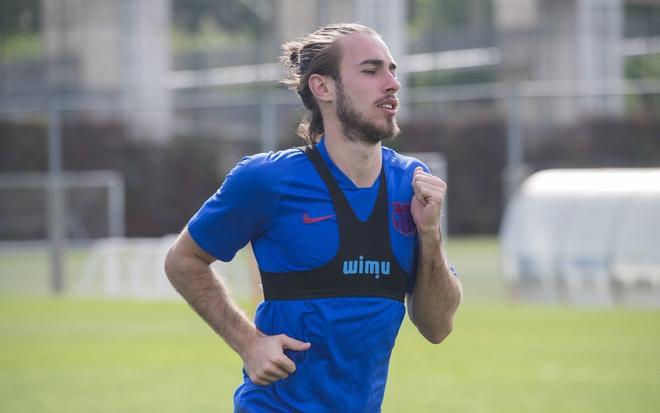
48,108,66,294
260,91,277,152
108,173,126,238
504,84,526,203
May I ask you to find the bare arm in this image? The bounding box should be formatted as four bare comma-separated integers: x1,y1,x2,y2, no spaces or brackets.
407,168,463,344
164,228,310,384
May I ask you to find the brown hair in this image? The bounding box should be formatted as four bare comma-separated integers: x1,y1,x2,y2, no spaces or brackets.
280,23,377,144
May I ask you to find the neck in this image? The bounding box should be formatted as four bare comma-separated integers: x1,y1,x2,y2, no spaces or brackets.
323,132,382,188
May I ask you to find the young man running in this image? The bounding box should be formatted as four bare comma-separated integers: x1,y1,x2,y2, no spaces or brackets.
165,23,462,412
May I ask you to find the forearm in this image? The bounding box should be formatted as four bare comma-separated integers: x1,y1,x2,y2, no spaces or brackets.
165,253,260,355
409,229,462,344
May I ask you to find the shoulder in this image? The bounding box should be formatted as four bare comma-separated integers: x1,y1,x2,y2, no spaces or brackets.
226,147,308,188
232,147,307,175
382,146,430,179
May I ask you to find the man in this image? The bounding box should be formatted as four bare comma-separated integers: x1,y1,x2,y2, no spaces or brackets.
164,23,462,412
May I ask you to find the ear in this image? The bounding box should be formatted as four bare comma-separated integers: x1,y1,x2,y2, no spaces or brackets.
308,74,335,103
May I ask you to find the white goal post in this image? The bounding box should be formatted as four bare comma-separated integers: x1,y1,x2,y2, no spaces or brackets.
0,170,125,239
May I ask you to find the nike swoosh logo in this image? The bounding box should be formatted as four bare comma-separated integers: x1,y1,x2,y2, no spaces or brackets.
303,212,335,224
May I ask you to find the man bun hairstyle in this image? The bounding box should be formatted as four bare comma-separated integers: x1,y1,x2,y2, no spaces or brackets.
281,23,376,144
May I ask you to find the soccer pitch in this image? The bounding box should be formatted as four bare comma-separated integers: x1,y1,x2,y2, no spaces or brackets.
1,237,659,412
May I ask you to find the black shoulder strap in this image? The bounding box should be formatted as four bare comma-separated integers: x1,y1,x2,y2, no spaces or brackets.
299,145,353,215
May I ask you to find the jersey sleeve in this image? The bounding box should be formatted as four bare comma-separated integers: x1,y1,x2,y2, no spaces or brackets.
187,153,276,262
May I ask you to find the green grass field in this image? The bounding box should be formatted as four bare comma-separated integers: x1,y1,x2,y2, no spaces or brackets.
1,299,658,412
1,237,659,412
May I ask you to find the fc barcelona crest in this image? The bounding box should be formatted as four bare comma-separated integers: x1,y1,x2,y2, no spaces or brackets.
391,201,416,236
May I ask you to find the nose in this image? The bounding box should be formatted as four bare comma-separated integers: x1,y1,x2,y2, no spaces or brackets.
384,71,401,94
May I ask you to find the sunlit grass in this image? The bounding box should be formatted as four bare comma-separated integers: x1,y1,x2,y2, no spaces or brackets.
1,237,658,412
1,298,658,412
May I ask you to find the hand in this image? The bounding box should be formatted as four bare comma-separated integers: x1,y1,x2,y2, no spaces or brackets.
410,167,447,235
240,333,311,386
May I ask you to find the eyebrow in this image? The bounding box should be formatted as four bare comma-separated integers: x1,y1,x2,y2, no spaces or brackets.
357,59,398,72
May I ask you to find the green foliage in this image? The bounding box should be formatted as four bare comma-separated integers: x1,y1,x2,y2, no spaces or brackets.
0,0,40,36
409,67,496,88
0,32,43,62
626,54,660,79
625,4,660,37
0,0,42,61
170,24,254,53
170,0,272,61
408,0,493,36
624,54,660,116
172,0,265,36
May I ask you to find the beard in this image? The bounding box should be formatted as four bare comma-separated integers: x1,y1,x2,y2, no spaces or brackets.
335,83,400,144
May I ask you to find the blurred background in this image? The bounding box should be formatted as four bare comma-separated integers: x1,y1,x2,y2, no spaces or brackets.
1,1,659,412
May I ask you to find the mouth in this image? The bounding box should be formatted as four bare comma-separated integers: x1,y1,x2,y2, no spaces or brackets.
376,97,399,115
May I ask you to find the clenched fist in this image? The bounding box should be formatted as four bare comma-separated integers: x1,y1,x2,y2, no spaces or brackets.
410,167,447,235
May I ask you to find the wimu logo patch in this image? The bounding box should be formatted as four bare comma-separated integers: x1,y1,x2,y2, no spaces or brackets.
342,256,391,279
391,201,415,235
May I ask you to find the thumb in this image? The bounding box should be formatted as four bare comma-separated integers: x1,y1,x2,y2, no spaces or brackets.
279,335,311,351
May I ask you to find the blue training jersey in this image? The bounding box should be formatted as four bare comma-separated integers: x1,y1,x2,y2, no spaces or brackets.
188,139,428,412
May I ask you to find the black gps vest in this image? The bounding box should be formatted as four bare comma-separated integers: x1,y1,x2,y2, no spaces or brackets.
260,145,409,302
